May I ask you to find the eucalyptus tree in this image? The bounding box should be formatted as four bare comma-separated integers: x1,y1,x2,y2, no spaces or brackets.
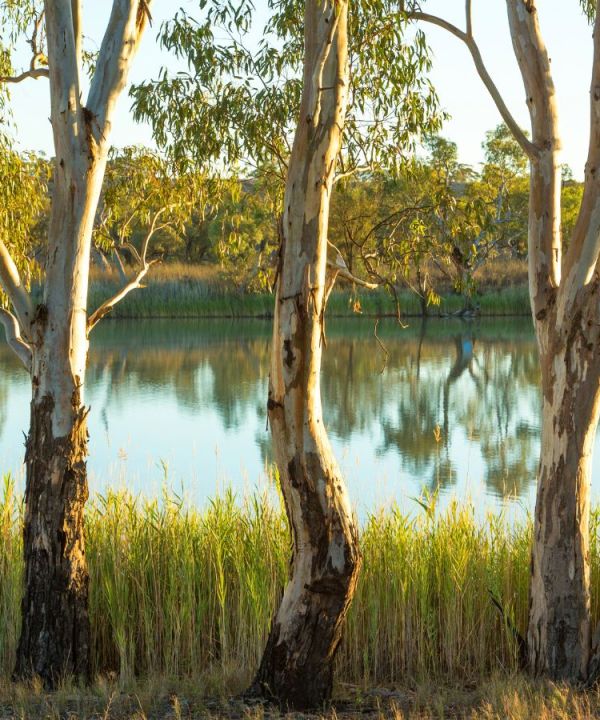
131,0,442,272
0,143,49,303
0,0,152,684
132,0,442,707
406,0,600,682
93,146,214,294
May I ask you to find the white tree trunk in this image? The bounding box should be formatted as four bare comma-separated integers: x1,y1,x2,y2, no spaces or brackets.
408,0,600,679
11,0,150,684
529,311,600,677
249,0,361,708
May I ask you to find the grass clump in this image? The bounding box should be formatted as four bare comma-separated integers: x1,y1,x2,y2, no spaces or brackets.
2,480,600,693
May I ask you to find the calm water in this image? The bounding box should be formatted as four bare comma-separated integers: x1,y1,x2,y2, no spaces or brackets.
2,317,598,517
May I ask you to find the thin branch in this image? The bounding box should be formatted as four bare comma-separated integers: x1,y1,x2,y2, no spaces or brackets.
407,10,537,159
465,0,473,38
87,259,158,331
0,10,49,84
87,208,165,332
0,308,32,373
333,163,373,185
0,68,49,83
327,240,378,288
0,241,34,334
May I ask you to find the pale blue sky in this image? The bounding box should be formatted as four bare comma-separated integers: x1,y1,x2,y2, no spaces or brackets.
6,1,593,178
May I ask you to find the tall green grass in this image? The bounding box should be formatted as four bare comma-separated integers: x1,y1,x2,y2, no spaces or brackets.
85,271,531,319
2,481,598,688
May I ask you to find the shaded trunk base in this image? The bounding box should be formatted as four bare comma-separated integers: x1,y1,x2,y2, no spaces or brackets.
247,506,360,710
247,617,336,710
14,394,90,687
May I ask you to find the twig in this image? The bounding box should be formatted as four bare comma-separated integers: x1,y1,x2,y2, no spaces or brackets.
374,319,389,374
0,308,32,373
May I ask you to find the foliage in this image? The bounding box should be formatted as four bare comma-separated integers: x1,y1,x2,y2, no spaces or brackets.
580,0,596,22
94,146,223,269
209,174,282,291
0,141,48,288
132,0,443,177
0,481,565,684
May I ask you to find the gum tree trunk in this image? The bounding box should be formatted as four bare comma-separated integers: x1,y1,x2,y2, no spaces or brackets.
408,0,600,680
249,0,361,708
14,152,103,683
528,299,600,678
8,0,151,685
507,0,600,679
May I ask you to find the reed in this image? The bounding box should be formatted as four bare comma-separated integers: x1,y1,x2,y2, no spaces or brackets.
82,264,531,319
2,479,598,690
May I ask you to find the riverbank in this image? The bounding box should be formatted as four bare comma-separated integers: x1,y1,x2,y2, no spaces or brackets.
3,483,600,689
1,675,598,719
85,264,531,319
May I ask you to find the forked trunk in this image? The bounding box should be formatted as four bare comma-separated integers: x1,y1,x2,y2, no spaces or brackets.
8,0,150,683
528,292,600,679
14,152,100,684
249,0,360,708
408,0,600,682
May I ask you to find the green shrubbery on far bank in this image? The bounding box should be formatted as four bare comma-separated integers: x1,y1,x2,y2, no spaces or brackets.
83,262,531,320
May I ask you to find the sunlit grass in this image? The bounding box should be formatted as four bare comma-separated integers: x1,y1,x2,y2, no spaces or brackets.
86,268,531,319
2,478,598,692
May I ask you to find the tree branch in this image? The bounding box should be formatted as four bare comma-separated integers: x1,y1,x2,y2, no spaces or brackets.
0,68,49,83
1,10,49,84
327,241,378,289
407,10,537,159
310,3,341,125
72,0,82,74
0,308,32,373
87,208,163,332
505,0,561,296
87,0,152,144
0,241,34,334
44,0,82,160
563,6,600,290
465,0,473,38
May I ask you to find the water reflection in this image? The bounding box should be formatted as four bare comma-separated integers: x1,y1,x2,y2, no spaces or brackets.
0,317,585,515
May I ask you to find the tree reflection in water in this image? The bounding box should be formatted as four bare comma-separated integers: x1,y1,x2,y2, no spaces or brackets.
0,317,543,507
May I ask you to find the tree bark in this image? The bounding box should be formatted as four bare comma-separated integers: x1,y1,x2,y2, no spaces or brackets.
409,0,600,681
14,139,103,685
14,393,90,683
9,0,150,685
504,0,593,679
248,0,361,709
528,289,600,680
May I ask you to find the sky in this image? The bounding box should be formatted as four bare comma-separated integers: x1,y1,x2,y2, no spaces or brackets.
5,1,594,178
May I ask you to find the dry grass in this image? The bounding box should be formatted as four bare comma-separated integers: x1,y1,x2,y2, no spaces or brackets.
1,675,600,719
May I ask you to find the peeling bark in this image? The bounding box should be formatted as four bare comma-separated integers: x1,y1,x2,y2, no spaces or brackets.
14,391,90,684
408,0,600,680
9,0,151,685
528,289,600,680
248,0,360,709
